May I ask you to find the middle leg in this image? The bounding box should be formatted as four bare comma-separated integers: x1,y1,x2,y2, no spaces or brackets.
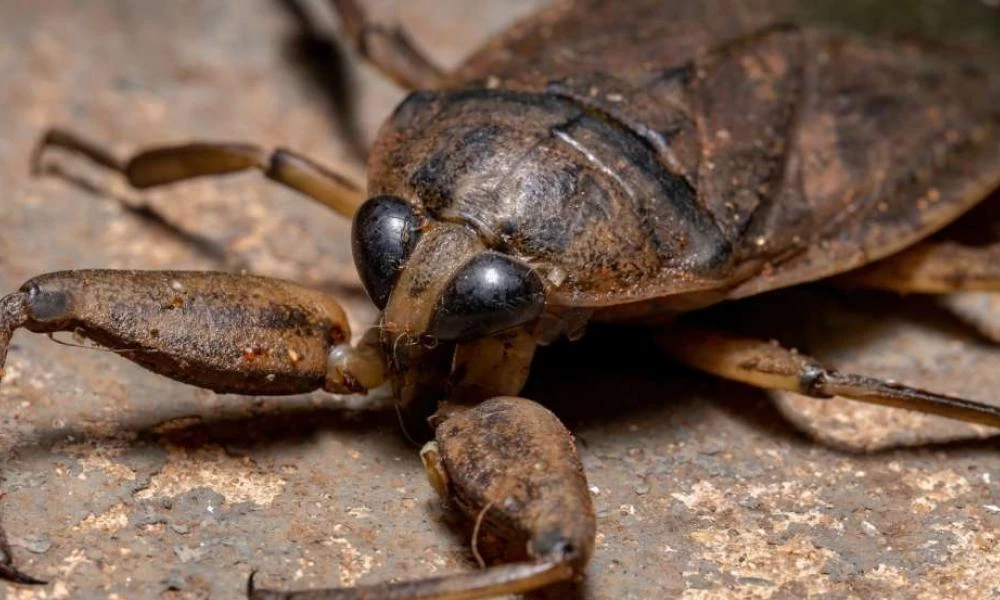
32,128,364,218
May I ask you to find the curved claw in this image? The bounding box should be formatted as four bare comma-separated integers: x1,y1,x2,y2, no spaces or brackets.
0,562,47,586
29,128,126,177
247,561,573,600
0,482,46,587
0,527,46,586
246,570,258,598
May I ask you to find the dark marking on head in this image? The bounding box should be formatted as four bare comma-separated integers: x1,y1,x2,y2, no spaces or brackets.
409,124,507,211
389,90,444,129
652,64,695,87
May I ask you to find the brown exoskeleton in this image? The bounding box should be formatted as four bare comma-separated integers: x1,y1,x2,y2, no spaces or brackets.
3,0,1000,597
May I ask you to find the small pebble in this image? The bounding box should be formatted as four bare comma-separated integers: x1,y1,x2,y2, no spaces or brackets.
173,543,207,563
861,521,879,537
170,523,190,535
699,444,723,456
12,536,50,554
162,573,186,591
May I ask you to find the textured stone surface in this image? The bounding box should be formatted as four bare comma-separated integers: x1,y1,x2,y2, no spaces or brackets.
0,1,998,599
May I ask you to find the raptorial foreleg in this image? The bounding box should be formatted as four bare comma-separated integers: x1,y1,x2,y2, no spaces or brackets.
251,396,596,600
0,269,386,584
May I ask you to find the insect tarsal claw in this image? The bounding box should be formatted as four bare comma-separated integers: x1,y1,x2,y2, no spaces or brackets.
0,522,46,586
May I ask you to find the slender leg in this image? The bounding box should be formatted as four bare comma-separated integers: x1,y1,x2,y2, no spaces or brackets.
279,0,370,164
31,128,364,218
657,325,1000,428
329,0,445,90
251,397,595,599
838,240,1000,294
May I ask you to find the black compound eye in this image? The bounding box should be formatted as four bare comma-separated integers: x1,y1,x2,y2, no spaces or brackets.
352,195,422,309
429,252,545,342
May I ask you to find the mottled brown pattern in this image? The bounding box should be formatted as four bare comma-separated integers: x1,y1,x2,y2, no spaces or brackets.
370,0,1000,309
433,397,595,565
2,1,1000,598
5,270,350,395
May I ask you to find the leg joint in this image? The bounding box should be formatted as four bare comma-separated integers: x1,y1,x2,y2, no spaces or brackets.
798,363,832,399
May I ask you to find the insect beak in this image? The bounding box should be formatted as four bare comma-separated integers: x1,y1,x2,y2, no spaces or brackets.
381,326,456,412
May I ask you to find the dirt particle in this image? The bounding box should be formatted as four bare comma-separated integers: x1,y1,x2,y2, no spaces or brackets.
75,502,129,533
134,444,285,506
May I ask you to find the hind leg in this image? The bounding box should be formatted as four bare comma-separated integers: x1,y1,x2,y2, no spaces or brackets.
657,324,1000,429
